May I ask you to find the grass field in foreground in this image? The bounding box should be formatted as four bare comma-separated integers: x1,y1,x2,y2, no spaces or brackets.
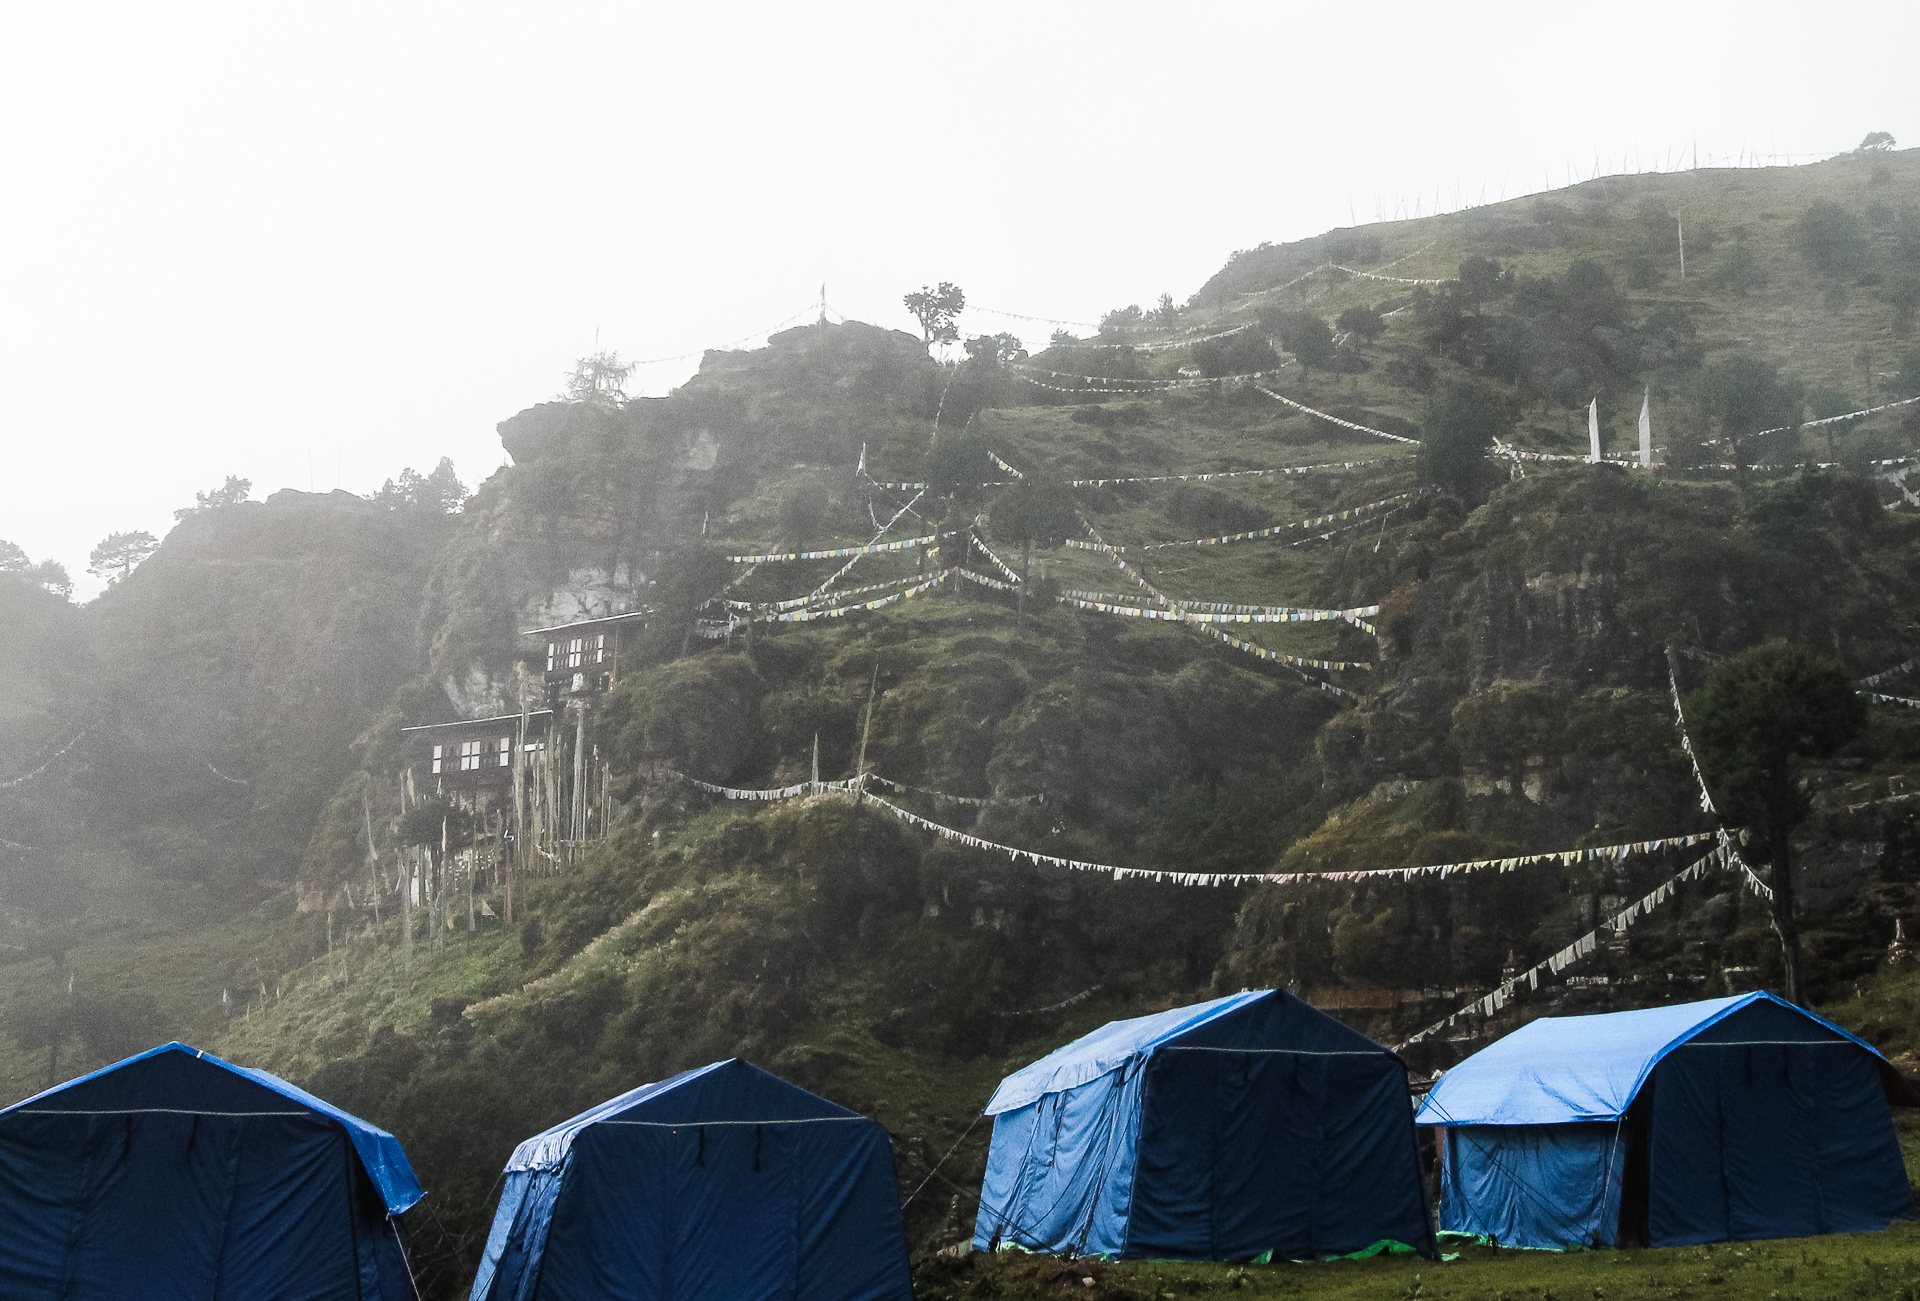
917,1224,1920,1299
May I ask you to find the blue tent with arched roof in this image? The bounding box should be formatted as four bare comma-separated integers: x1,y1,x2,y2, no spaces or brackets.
1416,993,1918,1249
0,1040,422,1299
972,989,1435,1261
471,1058,910,1301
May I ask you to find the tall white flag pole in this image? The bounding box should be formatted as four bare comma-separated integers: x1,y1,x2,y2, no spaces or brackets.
1588,398,1603,464
1638,388,1653,467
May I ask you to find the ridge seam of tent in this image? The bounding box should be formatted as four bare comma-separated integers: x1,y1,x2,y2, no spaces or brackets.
1158,1047,1384,1056
9,1108,314,1117
596,1117,870,1127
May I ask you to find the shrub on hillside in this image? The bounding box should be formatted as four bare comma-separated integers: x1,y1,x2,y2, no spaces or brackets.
1190,329,1279,378
604,653,766,783
1796,200,1870,280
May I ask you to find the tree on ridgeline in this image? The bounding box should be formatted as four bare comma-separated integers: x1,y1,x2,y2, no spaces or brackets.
1687,640,1867,1005
372,457,468,513
174,475,252,520
903,282,965,348
0,541,72,599
87,531,159,585
1858,131,1896,152
562,350,635,407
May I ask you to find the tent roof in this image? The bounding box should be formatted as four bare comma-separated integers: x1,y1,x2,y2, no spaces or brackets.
985,990,1275,1115
0,1041,423,1213
505,1058,863,1173
1415,993,1887,1127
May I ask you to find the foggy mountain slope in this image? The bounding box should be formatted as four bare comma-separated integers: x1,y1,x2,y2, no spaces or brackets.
1,151,1919,1294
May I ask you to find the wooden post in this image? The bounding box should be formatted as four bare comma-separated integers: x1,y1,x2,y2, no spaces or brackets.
399,847,413,970
572,700,588,851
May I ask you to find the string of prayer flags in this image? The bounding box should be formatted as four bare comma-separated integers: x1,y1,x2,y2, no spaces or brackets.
1253,386,1422,444
988,452,1025,479
1058,594,1379,630
724,571,926,613
955,568,1021,593
1397,850,1721,1048
1329,263,1447,286
1263,831,1715,885
668,772,861,801
1061,459,1387,487
968,532,1026,584
727,531,955,563
1131,493,1420,550
1667,651,1774,901
770,569,954,621
1195,626,1366,687
863,774,1044,807
1060,590,1381,622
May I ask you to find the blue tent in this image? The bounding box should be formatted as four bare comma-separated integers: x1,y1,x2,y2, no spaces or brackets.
1416,993,1919,1249
0,1040,423,1299
971,990,1434,1261
471,1058,911,1301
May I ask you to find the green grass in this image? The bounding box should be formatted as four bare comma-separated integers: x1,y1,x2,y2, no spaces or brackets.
920,1228,1920,1299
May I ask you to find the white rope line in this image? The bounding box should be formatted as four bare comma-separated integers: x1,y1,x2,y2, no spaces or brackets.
1253,387,1421,444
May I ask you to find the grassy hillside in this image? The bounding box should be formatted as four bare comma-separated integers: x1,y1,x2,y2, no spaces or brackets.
3,149,1920,1298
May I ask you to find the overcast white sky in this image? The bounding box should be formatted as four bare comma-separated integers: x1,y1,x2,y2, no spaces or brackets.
4,1,1916,597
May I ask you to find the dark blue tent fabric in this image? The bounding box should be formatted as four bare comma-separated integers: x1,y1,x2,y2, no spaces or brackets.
972,990,1435,1261
1418,994,1916,1249
0,1041,420,1300
470,1059,911,1301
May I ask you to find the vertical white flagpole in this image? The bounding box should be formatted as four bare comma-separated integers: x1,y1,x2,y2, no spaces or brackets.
1588,398,1603,464
1638,389,1653,467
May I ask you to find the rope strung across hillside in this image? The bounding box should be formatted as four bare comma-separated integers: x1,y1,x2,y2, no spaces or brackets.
1069,492,1418,551
1008,361,1294,393
722,570,927,613
1253,386,1422,444
1056,594,1380,633
816,489,928,599
1268,832,1716,885
725,532,955,563
1861,656,1919,687
767,569,954,621
1076,513,1366,692
1049,323,1253,352
1060,589,1380,624
990,985,1101,1017
1060,458,1390,487
1396,848,1723,1049
0,729,88,789
1329,263,1448,285
863,774,1044,807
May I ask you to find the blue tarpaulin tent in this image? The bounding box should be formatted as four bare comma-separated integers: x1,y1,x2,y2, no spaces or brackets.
1416,993,1918,1249
0,1040,423,1299
971,990,1435,1261
471,1058,911,1301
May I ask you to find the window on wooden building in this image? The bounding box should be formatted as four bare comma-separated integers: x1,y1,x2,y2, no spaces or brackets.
497,736,512,767
431,743,444,774
459,739,483,771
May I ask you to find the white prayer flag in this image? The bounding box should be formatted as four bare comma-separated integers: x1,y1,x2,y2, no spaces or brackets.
1589,399,1602,464
1638,389,1652,467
